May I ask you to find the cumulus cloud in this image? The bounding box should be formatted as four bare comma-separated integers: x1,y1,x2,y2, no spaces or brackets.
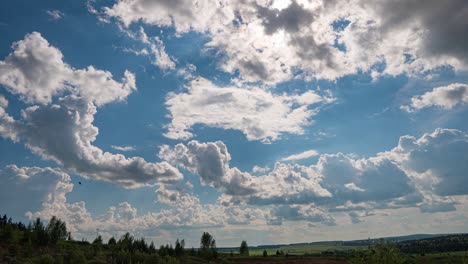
164,77,332,142
103,0,233,33
0,165,73,218
0,33,182,188
389,128,468,196
252,165,270,174
0,32,136,106
0,96,182,188
281,149,319,161
403,83,468,112
9,125,468,241
160,141,332,205
111,145,136,152
102,0,468,84
8,164,222,237
0,95,8,108
160,128,468,215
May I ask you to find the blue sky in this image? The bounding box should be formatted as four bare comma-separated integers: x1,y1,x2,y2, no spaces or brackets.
1,0,468,247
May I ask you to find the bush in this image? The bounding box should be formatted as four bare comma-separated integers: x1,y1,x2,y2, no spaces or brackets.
69,250,87,264
36,254,55,264
350,241,406,264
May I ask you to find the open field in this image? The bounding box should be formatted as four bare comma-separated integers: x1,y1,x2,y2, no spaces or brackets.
248,245,366,256
410,251,468,264
230,256,349,264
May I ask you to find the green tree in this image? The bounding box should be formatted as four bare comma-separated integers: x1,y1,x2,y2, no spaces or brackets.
108,236,116,246
200,232,213,250
1,223,14,242
118,232,134,252
263,249,268,257
240,240,249,256
175,238,185,257
93,235,103,245
149,241,156,253
200,232,217,259
32,218,49,246
46,216,67,244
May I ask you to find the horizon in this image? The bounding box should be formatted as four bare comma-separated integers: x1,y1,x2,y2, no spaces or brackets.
0,0,467,248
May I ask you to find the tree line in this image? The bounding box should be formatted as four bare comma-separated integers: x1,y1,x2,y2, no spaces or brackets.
0,213,259,263
0,214,221,263
397,234,468,254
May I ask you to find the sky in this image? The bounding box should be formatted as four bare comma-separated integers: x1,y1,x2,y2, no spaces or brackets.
0,0,468,247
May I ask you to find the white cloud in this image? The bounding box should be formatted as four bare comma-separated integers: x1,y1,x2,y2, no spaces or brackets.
0,33,183,188
280,149,319,161
150,36,176,71
0,95,7,108
252,165,270,174
389,128,468,197
403,83,468,112
164,77,331,142
46,10,64,20
10,164,223,237
1,96,183,188
111,145,136,152
122,27,176,71
102,0,468,84
0,96,19,142
160,141,333,205
160,128,468,214
103,0,233,33
0,32,136,106
0,165,73,218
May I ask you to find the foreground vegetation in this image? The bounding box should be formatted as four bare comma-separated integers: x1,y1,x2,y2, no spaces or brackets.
1,214,468,263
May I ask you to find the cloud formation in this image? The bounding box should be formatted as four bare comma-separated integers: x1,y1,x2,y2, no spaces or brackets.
281,149,319,161
164,77,332,142
0,33,182,188
390,128,468,196
111,145,136,152
160,128,468,215
46,10,64,20
160,141,332,202
5,124,468,240
103,0,468,83
0,32,136,106
403,83,468,112
0,165,73,218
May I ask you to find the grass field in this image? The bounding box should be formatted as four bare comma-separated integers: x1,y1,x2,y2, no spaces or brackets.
410,251,468,264
245,244,367,256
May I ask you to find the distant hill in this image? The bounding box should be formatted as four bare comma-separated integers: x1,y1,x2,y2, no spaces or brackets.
218,233,467,252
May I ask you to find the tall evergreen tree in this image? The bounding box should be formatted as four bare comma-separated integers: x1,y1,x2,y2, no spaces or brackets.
240,240,249,256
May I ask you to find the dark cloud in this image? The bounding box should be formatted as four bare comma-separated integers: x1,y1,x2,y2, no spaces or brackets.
397,128,468,196
372,0,468,65
257,1,314,35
